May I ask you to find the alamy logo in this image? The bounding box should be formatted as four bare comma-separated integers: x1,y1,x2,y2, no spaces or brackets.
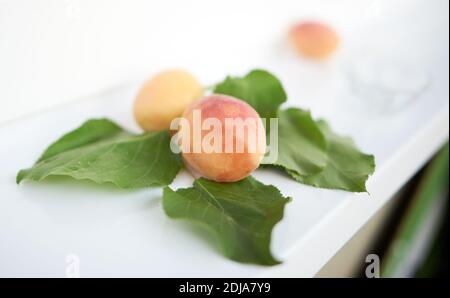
365,254,380,278
65,253,80,278
169,110,279,163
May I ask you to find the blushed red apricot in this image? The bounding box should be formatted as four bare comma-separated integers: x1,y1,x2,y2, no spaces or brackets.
178,95,266,182
134,70,203,131
289,21,339,59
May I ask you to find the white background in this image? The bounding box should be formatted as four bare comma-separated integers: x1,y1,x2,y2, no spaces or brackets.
2,0,447,123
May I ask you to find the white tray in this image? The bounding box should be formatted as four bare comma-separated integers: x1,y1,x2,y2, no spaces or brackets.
0,65,448,276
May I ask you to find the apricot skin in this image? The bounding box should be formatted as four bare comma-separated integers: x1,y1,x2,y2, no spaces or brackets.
289,21,339,59
134,70,203,131
180,95,266,182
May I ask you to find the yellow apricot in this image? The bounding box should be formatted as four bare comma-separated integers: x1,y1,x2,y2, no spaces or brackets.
179,94,266,182
134,70,203,131
289,21,339,59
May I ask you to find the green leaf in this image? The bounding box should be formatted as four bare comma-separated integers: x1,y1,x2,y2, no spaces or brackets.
296,120,375,192
163,176,290,266
212,66,375,192
35,118,124,162
17,119,182,188
263,108,329,177
267,108,375,192
213,69,287,119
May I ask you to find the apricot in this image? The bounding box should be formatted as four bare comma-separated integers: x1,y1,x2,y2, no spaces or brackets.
177,94,266,182
134,70,203,131
289,21,339,59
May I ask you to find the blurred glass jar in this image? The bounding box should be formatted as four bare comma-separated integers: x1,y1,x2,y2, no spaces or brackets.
343,49,430,113
341,0,432,114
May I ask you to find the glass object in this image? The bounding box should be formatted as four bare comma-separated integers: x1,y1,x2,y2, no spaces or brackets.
344,49,430,113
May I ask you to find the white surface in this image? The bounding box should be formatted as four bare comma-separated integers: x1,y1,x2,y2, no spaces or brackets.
0,0,449,277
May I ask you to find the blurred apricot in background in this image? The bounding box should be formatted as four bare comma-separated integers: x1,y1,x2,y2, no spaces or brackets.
289,21,340,59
